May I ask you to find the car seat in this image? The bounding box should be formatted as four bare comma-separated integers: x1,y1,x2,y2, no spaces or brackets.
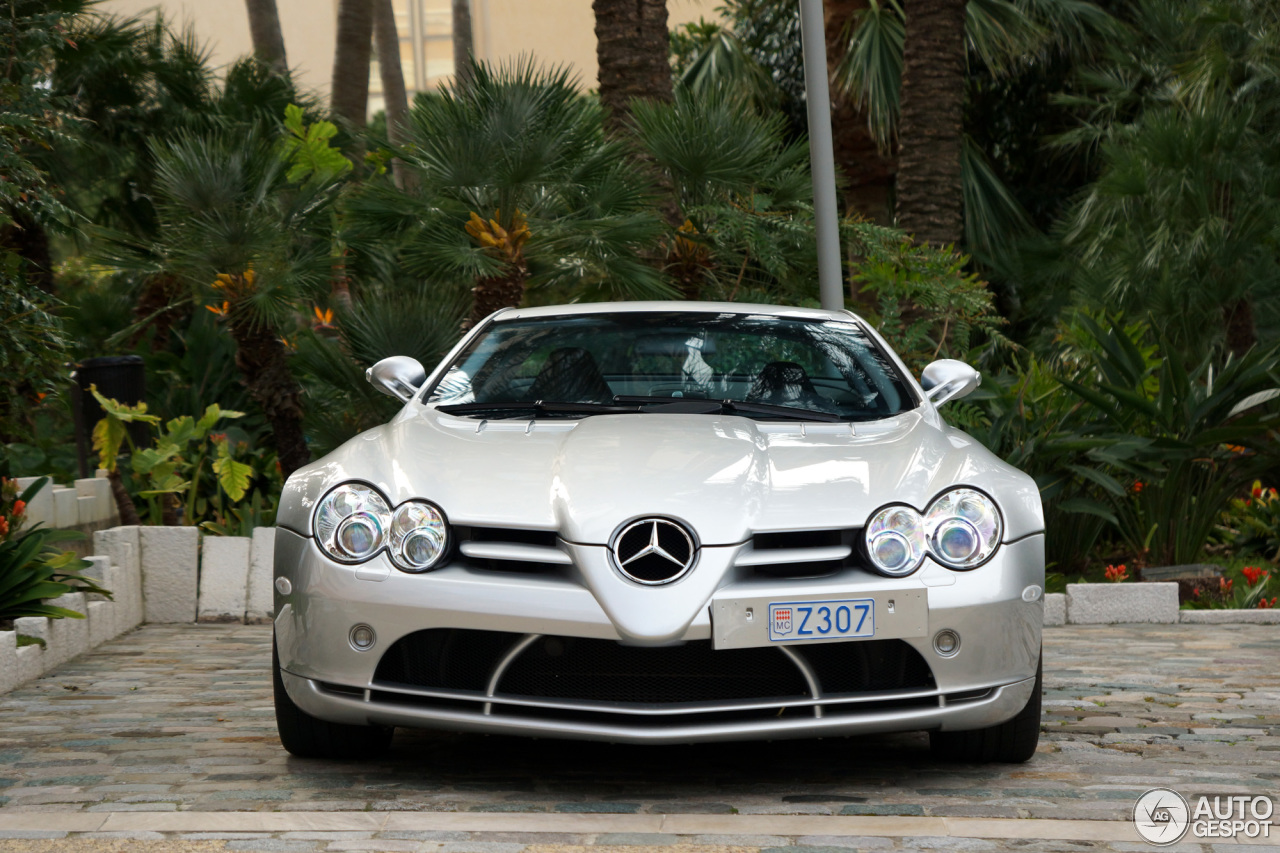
746,361,829,410
527,347,613,403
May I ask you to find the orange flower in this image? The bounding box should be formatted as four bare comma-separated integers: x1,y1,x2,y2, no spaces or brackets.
313,306,335,329
1104,564,1129,583
206,301,230,317
1220,577,1234,594
0,517,8,537
11,500,24,517
1131,481,1145,494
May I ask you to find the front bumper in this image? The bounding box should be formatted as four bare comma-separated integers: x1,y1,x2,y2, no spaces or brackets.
274,528,1044,743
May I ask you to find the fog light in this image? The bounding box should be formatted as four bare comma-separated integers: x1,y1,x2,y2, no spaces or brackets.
933,629,960,656
349,624,376,651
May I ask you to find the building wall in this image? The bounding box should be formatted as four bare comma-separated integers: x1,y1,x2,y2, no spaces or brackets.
95,0,721,106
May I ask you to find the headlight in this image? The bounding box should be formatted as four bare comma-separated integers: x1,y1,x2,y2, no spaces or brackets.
316,483,391,562
924,488,1002,569
389,501,448,572
314,483,451,572
865,505,926,576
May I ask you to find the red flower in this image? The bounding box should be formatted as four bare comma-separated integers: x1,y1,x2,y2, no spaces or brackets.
1131,481,1145,494
1243,566,1265,586
1105,564,1129,583
11,500,24,517
1220,577,1234,594
0,517,8,537
1253,485,1265,498
1258,597,1277,610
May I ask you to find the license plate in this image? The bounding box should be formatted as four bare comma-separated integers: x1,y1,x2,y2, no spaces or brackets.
768,598,874,642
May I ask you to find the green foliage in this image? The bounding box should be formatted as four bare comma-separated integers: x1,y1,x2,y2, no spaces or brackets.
965,314,1280,570
281,104,352,183
848,223,1008,370
89,388,279,532
345,58,670,304
0,478,112,623
1046,0,1280,353
0,276,73,447
1218,482,1280,563
0,0,83,235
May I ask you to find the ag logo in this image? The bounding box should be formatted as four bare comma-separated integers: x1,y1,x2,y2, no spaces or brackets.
1134,788,1190,845
772,606,792,635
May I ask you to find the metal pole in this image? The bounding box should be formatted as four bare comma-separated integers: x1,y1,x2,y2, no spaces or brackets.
799,0,844,311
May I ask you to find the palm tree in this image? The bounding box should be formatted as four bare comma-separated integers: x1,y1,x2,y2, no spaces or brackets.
244,0,288,74
331,0,375,129
452,0,474,89
592,0,673,132
895,0,968,246
630,87,820,302
345,59,671,328
1052,0,1280,356
834,0,1114,249
106,129,346,478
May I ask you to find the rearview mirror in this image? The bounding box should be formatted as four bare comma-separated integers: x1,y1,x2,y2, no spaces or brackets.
366,356,427,403
920,359,980,407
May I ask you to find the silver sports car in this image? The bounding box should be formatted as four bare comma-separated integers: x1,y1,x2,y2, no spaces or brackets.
272,302,1045,762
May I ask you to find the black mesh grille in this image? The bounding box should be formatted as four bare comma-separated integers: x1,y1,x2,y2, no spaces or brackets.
795,639,934,694
373,628,517,691
498,636,808,703
372,629,934,706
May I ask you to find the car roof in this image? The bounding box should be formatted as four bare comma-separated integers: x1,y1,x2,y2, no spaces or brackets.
495,301,866,324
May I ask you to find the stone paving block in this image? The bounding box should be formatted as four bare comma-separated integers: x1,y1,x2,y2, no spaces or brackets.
1067,582,1179,623
139,526,200,623
246,526,276,623
1180,609,1280,624
198,536,252,623
1043,593,1066,626
0,629,17,694
52,486,78,529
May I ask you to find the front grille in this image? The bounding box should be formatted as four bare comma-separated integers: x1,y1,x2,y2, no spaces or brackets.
452,526,565,573
373,629,933,706
744,528,862,578
498,636,809,703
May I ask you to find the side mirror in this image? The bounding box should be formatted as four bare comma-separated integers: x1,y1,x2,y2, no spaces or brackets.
366,356,427,403
920,359,981,407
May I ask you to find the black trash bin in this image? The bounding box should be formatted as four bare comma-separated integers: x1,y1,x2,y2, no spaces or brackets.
72,355,148,478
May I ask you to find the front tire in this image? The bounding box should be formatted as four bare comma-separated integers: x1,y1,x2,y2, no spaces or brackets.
273,636,393,759
929,654,1042,763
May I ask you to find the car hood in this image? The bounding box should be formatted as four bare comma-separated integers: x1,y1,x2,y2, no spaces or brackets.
279,408,1044,544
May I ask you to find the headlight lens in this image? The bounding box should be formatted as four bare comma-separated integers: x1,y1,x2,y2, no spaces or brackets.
314,483,450,572
865,505,925,576
390,501,448,572
316,483,391,562
925,488,1002,569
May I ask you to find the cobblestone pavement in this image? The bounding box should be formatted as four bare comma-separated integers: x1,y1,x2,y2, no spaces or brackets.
0,623,1277,852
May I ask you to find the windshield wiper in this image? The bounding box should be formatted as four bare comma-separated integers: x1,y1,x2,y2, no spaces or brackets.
613,395,842,423
435,401,640,419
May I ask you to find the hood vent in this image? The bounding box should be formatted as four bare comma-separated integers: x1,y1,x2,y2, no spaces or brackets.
455,526,568,573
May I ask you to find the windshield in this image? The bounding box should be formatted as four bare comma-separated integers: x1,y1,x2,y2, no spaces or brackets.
426,311,916,421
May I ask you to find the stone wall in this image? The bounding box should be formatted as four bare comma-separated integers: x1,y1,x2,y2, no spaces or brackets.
0,523,275,695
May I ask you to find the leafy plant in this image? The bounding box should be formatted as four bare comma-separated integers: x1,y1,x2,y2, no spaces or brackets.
89,387,279,532
0,478,112,624
1184,565,1276,610
1219,481,1280,563
1056,316,1280,566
